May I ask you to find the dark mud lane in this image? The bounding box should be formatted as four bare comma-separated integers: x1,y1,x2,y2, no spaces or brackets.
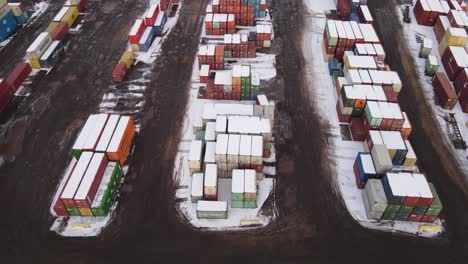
0,0,467,263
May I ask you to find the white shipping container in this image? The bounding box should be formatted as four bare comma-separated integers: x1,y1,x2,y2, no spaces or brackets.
53,7,69,22
347,69,362,84
260,118,272,141
83,114,109,151
215,115,227,135
227,134,240,164
250,136,263,165
74,153,106,202
191,173,204,203
364,179,388,212
412,173,433,201
215,134,229,163
27,32,53,60
244,169,256,194
95,115,120,152
107,116,131,153
231,169,245,194
362,188,384,220
204,164,218,189
204,142,216,164
189,140,203,170
205,122,216,142
371,144,393,174
197,201,228,219
72,115,99,153
239,135,252,164
61,152,93,200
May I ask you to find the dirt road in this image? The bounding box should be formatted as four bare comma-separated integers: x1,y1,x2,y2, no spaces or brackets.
0,0,467,263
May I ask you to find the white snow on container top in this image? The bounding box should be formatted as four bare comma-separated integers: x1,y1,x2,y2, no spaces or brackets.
360,153,376,174
451,0,462,10
447,27,468,38
244,170,256,193
450,10,464,26
342,22,355,41
224,34,232,44
200,64,210,77
251,72,260,86
197,200,227,212
422,38,433,49
358,23,379,43
220,14,228,22
368,130,383,145
241,34,248,43
198,45,208,56
74,153,106,200
256,24,265,34
251,136,263,157
412,173,433,199
139,27,154,45
458,11,468,27
189,140,203,162
373,44,385,57
359,70,372,84
72,115,98,151
205,122,216,141
360,5,373,22
418,0,431,11
216,134,229,155
347,70,362,84
377,102,392,120
264,24,272,34
53,7,69,22
27,32,52,54
95,115,120,152
388,103,403,120
367,101,383,118
228,14,235,22
347,56,377,69
350,21,363,39
83,114,109,150
380,131,406,150
214,103,253,116
260,118,271,134
107,116,131,152
402,112,411,129
61,152,93,199
228,134,240,155
232,34,241,44
427,0,444,13
440,0,450,13
334,20,346,39
207,45,216,56
191,173,204,197
405,140,416,159
215,115,227,133
355,44,367,55
386,173,407,196
232,170,245,193
400,172,420,197
373,86,387,101
204,164,218,187
439,15,450,30
214,70,233,85
360,85,377,100
212,0,219,5
364,43,376,56
326,20,338,38
146,4,159,19
130,19,144,36
155,12,165,26
449,46,468,68
257,94,269,106
239,135,252,156
232,64,242,77
204,142,216,163
241,65,251,77
40,41,61,61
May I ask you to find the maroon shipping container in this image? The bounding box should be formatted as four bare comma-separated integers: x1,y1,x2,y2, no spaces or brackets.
454,68,468,94
448,10,465,28
323,32,337,54
112,63,127,82
420,215,437,223
50,22,70,41
433,72,458,109
336,101,351,123
353,160,365,189
350,118,367,142
459,86,468,113
6,63,32,92
404,196,420,207
53,159,78,216
414,0,432,26
337,0,351,20
433,16,449,43
441,46,468,81
74,155,109,208
407,214,423,222
0,79,14,113
383,85,398,102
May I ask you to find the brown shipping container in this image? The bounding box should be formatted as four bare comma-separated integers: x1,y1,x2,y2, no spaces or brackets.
441,46,468,81
414,0,432,26
51,22,70,41
459,86,468,113
6,63,32,93
75,155,109,208
454,68,468,94
112,63,127,82
432,72,458,109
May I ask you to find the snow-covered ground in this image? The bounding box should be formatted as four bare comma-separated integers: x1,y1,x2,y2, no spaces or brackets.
50,1,182,237
396,4,468,177
301,0,443,237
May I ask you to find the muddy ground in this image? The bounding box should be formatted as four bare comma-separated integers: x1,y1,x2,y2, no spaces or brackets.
0,0,467,263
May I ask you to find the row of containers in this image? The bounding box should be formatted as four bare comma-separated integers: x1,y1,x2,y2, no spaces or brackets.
51,114,136,217
26,0,87,69
0,0,29,41
414,0,468,112
0,62,31,112
112,2,168,82
327,1,445,223
209,0,267,27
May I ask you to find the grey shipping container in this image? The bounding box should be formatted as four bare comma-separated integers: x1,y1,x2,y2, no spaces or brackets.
362,189,384,220
197,200,228,219
365,179,388,212
371,144,393,174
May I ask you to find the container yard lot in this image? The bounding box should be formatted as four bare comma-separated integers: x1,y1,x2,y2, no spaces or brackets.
0,0,468,263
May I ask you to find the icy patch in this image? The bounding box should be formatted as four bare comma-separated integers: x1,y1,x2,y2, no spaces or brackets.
225,53,277,80
301,0,444,237
27,1,50,26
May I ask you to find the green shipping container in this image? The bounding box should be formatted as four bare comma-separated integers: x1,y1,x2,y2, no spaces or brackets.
332,70,344,83
425,55,439,76
244,200,257,209
71,149,83,159
241,77,251,85
398,205,414,215
196,131,205,140
381,211,396,220
384,204,401,214
213,22,220,29
231,192,244,201
66,207,81,216
91,162,122,217
427,183,443,216
351,107,363,117
250,85,260,93
231,200,244,208
263,141,272,149
224,51,232,58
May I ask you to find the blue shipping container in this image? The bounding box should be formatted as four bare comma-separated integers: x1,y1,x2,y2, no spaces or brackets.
382,174,406,205
139,27,155,52
328,58,341,76
39,41,63,68
14,12,28,25
356,152,376,183
349,12,360,22
153,13,167,36
0,12,18,41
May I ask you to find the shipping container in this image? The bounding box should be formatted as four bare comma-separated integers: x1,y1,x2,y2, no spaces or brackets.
380,131,407,166
425,55,439,76
454,68,468,94
362,179,388,220
403,140,417,167
370,144,393,175
191,173,204,203
50,22,70,41
153,12,167,36
382,172,407,204
26,32,52,60
401,112,412,140
5,63,31,92
128,19,145,44
189,140,203,174
39,40,63,68
91,162,122,216
204,141,216,166
412,173,434,207
106,116,136,166
227,134,240,164
53,158,78,216
231,169,245,204
145,3,160,26
205,122,216,142
441,46,468,81
434,15,450,43
353,152,376,188
61,6,79,27
71,115,99,157
139,27,155,52
204,164,218,200
432,72,458,109
197,201,228,219
439,27,468,55
250,136,263,165
239,135,252,165
119,51,134,70
244,169,257,202
426,183,443,216
215,134,229,163
74,153,108,208
60,152,93,208
112,63,127,82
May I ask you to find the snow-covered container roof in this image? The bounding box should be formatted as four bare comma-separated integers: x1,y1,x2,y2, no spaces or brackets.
360,153,376,174
191,173,204,197
368,130,383,145
381,131,406,150
215,134,229,155
232,170,245,193
189,140,203,161
197,200,227,212
205,122,216,141
204,142,216,163
228,134,241,155
61,152,93,199
244,170,256,193
214,70,233,85
75,153,106,200
204,164,218,187
251,136,263,157
215,115,227,133
107,116,131,153
239,135,252,156
412,173,433,199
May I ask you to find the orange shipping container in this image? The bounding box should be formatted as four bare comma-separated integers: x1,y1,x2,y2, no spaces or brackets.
106,116,136,166
401,112,412,140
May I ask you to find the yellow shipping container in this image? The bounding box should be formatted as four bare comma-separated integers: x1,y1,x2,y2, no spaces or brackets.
47,22,59,34
439,28,468,55
387,149,396,159
29,58,41,69
61,6,79,27
78,207,94,217
131,44,140,52
403,157,417,167
322,41,333,62
119,51,134,70
232,77,241,86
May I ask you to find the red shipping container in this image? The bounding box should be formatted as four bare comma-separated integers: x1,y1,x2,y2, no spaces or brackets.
459,86,468,113
6,63,32,93
421,215,437,223
337,0,351,20
353,159,365,189
323,31,337,54
383,85,398,103
414,0,432,26
433,16,449,43
0,80,14,113
441,46,468,81
145,4,160,26
128,19,145,44
454,68,468,94
74,154,109,208
112,63,127,82
51,22,70,41
404,196,420,207
53,159,78,216
350,118,367,142
433,72,458,109
336,101,351,123
407,214,423,222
